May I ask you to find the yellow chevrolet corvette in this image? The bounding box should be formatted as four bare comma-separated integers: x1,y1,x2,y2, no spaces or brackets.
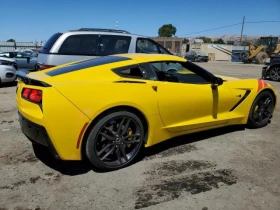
16,54,277,170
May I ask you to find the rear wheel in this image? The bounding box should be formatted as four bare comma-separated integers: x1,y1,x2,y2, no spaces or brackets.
85,111,145,170
247,91,275,128
255,52,268,64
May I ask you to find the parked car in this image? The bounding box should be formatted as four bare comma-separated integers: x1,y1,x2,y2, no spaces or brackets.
37,28,172,70
0,51,38,70
262,54,280,81
185,50,209,62
16,53,277,170
0,57,18,86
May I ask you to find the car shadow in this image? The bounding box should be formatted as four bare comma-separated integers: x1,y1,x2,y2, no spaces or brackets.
32,143,102,175
141,125,245,160
32,125,245,175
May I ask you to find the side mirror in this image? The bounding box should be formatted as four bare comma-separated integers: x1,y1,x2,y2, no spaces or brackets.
211,77,223,89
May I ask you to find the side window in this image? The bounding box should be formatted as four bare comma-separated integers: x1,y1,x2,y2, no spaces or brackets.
16,53,24,58
98,35,131,56
58,35,99,55
113,64,152,80
150,61,210,84
136,38,158,54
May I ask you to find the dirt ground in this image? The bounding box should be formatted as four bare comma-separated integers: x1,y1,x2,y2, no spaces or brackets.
1,62,280,210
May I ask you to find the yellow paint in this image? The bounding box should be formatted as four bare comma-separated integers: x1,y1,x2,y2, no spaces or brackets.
16,54,277,161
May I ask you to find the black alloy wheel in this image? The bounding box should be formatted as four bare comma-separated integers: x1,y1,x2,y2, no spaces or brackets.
269,66,280,81
248,91,275,128
85,111,145,170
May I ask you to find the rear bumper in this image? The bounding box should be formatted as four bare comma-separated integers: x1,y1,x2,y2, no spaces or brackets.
18,112,60,159
0,66,17,83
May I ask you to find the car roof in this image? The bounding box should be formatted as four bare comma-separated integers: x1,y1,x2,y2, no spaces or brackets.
60,28,148,38
111,53,186,63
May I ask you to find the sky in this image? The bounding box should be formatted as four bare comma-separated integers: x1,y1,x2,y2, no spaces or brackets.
0,0,279,42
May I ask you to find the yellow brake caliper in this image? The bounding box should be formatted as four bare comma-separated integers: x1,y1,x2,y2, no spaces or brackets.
254,105,259,118
127,128,133,148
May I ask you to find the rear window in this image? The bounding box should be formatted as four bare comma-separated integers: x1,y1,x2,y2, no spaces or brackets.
58,34,99,55
57,34,131,56
40,33,62,54
98,35,131,56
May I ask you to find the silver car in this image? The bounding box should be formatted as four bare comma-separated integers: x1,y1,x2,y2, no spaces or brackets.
0,51,38,70
38,28,172,70
0,57,17,85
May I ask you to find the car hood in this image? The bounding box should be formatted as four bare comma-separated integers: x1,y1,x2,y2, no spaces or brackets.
271,55,280,59
0,57,15,62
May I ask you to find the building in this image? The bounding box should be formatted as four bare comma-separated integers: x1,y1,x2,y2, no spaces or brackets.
151,37,183,55
0,41,44,52
181,43,249,62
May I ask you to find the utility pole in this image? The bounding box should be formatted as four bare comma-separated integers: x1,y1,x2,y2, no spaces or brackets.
240,16,245,44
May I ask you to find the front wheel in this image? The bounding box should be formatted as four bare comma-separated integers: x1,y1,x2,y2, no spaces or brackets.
247,91,275,128
269,66,280,81
85,111,145,170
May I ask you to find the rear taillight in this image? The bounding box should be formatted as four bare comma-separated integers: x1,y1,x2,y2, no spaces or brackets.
22,88,42,103
39,64,55,70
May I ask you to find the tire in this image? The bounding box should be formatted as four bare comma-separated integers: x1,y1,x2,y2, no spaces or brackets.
255,52,268,64
85,110,145,170
240,51,250,63
35,64,40,71
247,91,275,128
269,66,280,81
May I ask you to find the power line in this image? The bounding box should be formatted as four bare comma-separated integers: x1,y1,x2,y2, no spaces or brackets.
179,23,242,36
179,20,280,37
245,20,280,23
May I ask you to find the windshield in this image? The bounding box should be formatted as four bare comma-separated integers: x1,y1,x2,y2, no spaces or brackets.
260,38,271,46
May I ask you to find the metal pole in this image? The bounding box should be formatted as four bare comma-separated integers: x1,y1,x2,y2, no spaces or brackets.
240,16,245,44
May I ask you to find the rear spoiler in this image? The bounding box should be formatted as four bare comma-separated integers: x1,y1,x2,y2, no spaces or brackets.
16,69,51,87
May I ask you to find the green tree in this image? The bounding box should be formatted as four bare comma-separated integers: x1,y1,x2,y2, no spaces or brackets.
158,24,177,37
7,39,15,42
182,38,189,44
214,38,225,44
197,36,213,43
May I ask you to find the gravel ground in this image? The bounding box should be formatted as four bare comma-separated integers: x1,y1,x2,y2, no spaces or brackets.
0,61,280,210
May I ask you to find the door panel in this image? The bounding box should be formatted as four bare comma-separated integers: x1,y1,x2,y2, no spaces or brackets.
15,58,27,68
27,57,37,69
156,82,233,132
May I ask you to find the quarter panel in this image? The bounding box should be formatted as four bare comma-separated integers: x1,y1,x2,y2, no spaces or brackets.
16,82,91,160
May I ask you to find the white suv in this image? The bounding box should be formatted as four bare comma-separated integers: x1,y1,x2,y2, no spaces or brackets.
38,28,172,70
